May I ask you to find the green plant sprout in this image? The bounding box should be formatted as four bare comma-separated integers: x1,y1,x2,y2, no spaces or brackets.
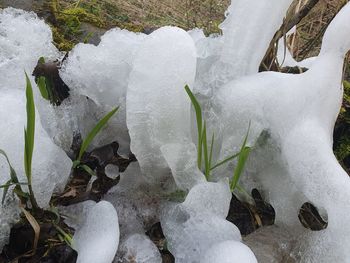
185,85,251,192
0,74,39,210
24,73,39,209
72,107,119,175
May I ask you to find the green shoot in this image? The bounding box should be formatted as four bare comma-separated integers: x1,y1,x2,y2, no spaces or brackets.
36,76,49,100
55,224,74,248
202,122,210,180
185,85,203,169
73,107,119,169
209,133,215,170
230,123,251,192
210,152,240,171
185,85,252,192
24,73,39,209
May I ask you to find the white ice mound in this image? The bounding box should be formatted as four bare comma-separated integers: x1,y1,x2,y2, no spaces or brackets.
216,2,350,262
0,89,71,208
161,181,241,263
218,0,293,79
126,26,197,182
60,29,146,153
161,143,206,191
0,8,71,208
201,240,257,263
73,201,120,263
0,8,58,91
118,234,162,263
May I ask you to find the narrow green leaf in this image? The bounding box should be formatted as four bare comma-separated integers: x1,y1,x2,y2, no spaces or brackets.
36,76,49,100
38,57,45,64
230,146,251,191
185,85,203,169
77,107,119,161
24,73,36,184
0,182,28,188
0,149,20,184
78,164,96,177
209,132,214,169
210,152,240,171
230,122,251,192
1,180,12,205
202,122,210,181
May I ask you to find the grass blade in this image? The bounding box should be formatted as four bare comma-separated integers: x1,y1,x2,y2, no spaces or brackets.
77,107,119,161
202,122,210,180
185,85,203,169
230,146,251,191
24,73,39,209
1,180,11,205
230,122,251,192
79,164,96,177
36,76,49,100
24,73,35,184
209,132,214,169
0,149,20,184
210,152,240,171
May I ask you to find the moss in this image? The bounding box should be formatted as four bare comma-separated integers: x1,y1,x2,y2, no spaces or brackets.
48,0,104,51
334,80,350,169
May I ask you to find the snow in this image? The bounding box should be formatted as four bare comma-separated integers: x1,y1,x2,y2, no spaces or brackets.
73,201,120,263
201,240,257,263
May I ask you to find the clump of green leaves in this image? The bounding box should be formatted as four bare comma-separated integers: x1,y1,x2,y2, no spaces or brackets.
185,85,251,192
72,107,119,175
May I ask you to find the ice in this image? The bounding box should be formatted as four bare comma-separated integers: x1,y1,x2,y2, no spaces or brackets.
0,8,59,91
60,29,146,153
0,8,72,251
73,201,120,263
59,200,96,230
217,0,293,80
243,225,296,263
0,195,20,251
0,7,72,205
126,26,197,183
117,234,161,263
215,2,350,261
161,143,206,191
201,240,257,263
105,164,120,180
0,89,71,207
104,162,160,236
161,181,241,263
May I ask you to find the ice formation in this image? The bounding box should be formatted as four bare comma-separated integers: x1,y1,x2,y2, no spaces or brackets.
201,240,257,263
0,7,71,250
215,2,350,262
126,26,197,183
73,201,120,263
60,29,146,153
1,0,350,261
118,234,162,263
161,181,243,263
